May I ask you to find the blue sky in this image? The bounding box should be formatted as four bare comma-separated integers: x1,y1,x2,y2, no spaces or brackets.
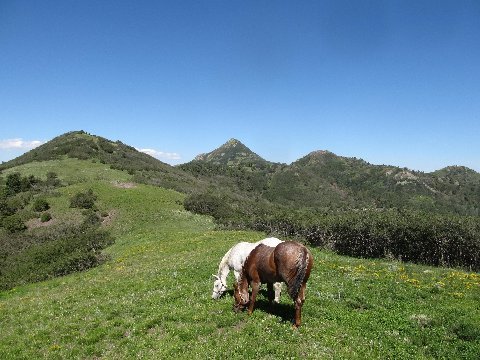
1,1,479,172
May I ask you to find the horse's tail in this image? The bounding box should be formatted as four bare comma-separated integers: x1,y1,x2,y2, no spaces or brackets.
287,247,310,300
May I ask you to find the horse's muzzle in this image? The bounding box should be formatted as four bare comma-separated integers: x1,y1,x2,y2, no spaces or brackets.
233,301,248,313
233,303,244,313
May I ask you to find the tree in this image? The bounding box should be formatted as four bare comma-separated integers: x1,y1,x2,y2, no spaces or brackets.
6,173,22,195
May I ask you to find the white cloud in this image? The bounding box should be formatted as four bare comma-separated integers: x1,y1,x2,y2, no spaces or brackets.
137,148,181,162
0,138,43,150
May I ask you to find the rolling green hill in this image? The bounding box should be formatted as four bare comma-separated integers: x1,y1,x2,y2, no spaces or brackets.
3,131,479,216
1,158,479,358
0,130,171,172
0,131,203,195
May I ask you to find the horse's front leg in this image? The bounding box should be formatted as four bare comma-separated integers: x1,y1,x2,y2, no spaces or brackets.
248,281,260,315
273,282,282,303
233,270,240,282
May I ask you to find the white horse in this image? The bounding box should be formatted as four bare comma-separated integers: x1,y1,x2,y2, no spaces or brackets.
211,237,283,301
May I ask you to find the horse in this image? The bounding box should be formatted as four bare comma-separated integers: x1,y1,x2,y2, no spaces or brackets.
211,237,283,301
233,241,313,328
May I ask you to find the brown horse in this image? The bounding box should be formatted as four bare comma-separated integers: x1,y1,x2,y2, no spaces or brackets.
233,241,313,327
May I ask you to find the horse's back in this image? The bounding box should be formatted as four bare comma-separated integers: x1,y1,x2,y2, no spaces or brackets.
229,242,257,271
274,242,313,281
257,237,283,247
230,238,281,272
244,244,280,283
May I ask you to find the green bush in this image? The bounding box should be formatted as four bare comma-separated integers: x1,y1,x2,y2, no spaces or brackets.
40,212,52,222
46,172,61,187
2,214,27,233
0,224,114,290
184,193,233,221
0,198,15,217
184,194,480,271
70,189,97,209
33,198,50,212
5,173,39,195
5,173,22,194
82,209,101,227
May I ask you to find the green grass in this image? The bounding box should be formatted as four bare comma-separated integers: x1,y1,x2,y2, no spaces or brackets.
1,160,479,359
1,157,134,185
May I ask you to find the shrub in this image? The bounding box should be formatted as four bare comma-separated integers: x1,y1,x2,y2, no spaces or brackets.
184,193,233,221
2,214,27,233
184,197,480,271
46,172,61,187
5,173,22,194
5,173,39,195
40,212,52,223
0,198,15,217
33,198,50,212
0,224,115,290
70,189,97,209
82,209,101,227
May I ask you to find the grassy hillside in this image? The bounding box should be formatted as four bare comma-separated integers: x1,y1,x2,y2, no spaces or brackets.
1,159,479,359
0,131,170,173
0,131,199,194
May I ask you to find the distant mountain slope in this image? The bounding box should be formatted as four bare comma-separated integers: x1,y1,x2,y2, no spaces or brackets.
2,131,479,216
184,139,480,215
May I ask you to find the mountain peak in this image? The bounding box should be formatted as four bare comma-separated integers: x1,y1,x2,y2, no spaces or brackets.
194,138,267,166
225,138,242,146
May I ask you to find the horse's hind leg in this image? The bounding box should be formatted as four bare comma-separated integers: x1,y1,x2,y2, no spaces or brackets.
293,283,307,328
248,281,260,315
299,282,307,304
294,297,303,328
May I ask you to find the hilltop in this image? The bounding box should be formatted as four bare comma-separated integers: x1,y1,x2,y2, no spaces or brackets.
193,138,271,167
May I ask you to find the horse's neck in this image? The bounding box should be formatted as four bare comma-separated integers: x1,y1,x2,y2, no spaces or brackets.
217,248,232,282
237,271,249,291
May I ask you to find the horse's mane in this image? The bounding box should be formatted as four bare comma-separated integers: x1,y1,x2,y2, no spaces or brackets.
237,255,249,286
219,247,232,269
216,247,233,280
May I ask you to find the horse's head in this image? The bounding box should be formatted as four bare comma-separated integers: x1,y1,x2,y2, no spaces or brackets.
233,281,249,312
211,275,227,300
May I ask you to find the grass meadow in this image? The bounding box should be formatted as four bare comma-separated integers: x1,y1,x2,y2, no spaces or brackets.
1,159,479,359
